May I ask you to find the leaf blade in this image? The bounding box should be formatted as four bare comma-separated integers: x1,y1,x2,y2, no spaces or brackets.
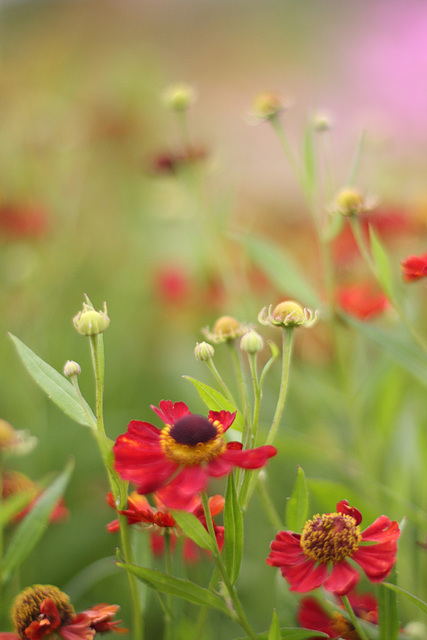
286,466,309,532
224,473,243,585
183,376,244,431
171,510,215,553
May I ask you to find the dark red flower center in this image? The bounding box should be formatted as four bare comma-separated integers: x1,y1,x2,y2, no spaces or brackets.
170,415,217,446
300,512,361,564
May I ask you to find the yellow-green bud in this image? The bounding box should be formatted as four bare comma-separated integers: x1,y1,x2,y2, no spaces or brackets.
251,92,283,120
273,301,305,326
63,360,81,378
0,419,18,450
213,316,242,339
313,112,332,132
240,329,264,353
162,83,196,111
73,301,110,336
404,622,427,640
335,187,365,216
195,341,215,361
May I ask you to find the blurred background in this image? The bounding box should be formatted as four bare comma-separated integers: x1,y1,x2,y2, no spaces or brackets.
1,0,427,636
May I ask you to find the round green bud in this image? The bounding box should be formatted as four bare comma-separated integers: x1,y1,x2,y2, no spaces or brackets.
213,315,243,340
195,341,215,361
272,300,305,326
63,360,81,378
240,329,264,353
162,83,196,111
251,92,283,120
335,188,364,216
73,302,110,337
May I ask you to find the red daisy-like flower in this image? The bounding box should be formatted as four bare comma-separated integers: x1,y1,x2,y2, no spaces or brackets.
401,253,427,282
267,500,400,596
106,491,225,559
113,400,276,509
336,283,389,320
298,591,378,639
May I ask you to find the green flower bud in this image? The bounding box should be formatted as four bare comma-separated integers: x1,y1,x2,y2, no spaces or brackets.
202,315,247,343
162,83,196,112
240,329,264,353
251,92,283,120
334,187,365,216
0,419,18,450
194,341,215,361
258,300,317,329
63,360,81,378
73,300,110,337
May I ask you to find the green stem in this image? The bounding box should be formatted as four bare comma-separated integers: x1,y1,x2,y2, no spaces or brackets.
89,334,144,640
205,358,239,409
201,492,258,640
270,115,305,190
70,376,97,429
266,328,294,446
163,532,174,640
191,567,220,640
342,595,371,640
229,342,252,436
0,455,3,618
256,473,283,531
247,353,261,449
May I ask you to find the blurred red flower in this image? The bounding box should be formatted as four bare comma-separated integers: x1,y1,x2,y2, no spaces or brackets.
113,400,276,509
154,265,192,305
401,254,427,282
336,283,389,320
267,500,400,595
298,591,378,639
2,470,68,524
0,204,48,239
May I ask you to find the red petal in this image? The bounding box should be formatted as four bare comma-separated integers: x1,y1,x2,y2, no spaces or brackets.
352,544,396,581
336,500,362,525
323,561,359,595
297,597,335,637
281,559,328,592
206,456,235,477
157,467,208,510
361,516,400,542
151,400,189,425
59,614,95,640
220,444,277,469
208,410,236,432
0,635,20,639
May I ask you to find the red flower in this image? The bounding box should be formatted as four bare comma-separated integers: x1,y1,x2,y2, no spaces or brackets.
267,500,400,595
82,604,127,634
401,254,427,281
106,491,225,560
0,203,48,239
154,265,192,306
2,471,69,524
113,401,276,509
298,591,378,639
336,283,389,320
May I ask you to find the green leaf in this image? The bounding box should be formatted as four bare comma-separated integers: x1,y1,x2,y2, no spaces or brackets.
2,459,74,583
382,582,427,615
0,491,34,527
183,376,244,431
369,226,394,299
9,334,96,428
117,563,230,615
171,510,215,553
224,473,243,585
342,315,427,388
268,610,281,640
378,574,399,640
233,629,328,640
233,233,321,309
286,466,309,532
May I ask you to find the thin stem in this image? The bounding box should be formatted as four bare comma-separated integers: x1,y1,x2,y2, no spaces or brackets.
266,328,294,446
89,335,106,437
342,595,371,640
70,376,97,429
191,567,220,640
247,353,261,449
256,474,284,531
269,115,305,190
205,358,239,409
229,342,252,434
201,492,258,640
163,532,174,640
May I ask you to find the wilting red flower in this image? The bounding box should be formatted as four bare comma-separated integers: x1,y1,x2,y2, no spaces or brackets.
106,491,225,559
336,283,389,320
2,471,68,524
0,204,48,239
298,591,378,639
113,400,276,510
0,585,125,640
267,500,400,596
401,254,427,282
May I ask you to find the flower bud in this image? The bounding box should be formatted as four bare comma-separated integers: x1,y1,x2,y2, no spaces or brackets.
251,92,284,120
334,188,365,216
73,300,110,336
162,83,196,112
0,419,18,450
312,112,333,132
258,300,317,329
202,315,247,343
240,329,264,353
194,341,215,361
63,360,81,378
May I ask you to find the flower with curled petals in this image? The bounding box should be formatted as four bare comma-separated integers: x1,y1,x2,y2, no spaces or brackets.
267,500,400,595
113,400,276,510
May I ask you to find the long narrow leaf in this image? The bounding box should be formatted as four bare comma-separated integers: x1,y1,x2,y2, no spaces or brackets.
171,510,215,553
224,473,243,585
0,491,35,527
233,630,328,640
233,233,321,308
383,582,427,615
268,610,281,640
378,576,399,640
183,376,244,431
9,334,96,428
2,459,74,583
117,563,230,615
286,466,309,532
369,226,394,299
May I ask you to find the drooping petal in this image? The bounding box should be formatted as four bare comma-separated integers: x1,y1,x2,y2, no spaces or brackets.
323,561,359,595
297,597,335,638
336,500,362,525
281,558,328,592
361,516,400,542
116,455,177,493
352,544,397,581
157,466,208,509
59,614,95,640
220,444,277,469
267,531,305,566
151,400,189,425
126,420,163,443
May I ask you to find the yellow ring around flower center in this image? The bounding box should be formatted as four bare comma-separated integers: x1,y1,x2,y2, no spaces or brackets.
300,512,362,564
159,419,226,466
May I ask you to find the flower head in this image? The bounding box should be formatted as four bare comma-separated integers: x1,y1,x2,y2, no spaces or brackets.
298,591,378,639
251,92,285,120
162,83,197,111
113,400,276,509
258,301,317,329
267,500,400,595
401,253,427,282
333,188,369,217
202,315,247,343
73,297,110,337
336,283,389,320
